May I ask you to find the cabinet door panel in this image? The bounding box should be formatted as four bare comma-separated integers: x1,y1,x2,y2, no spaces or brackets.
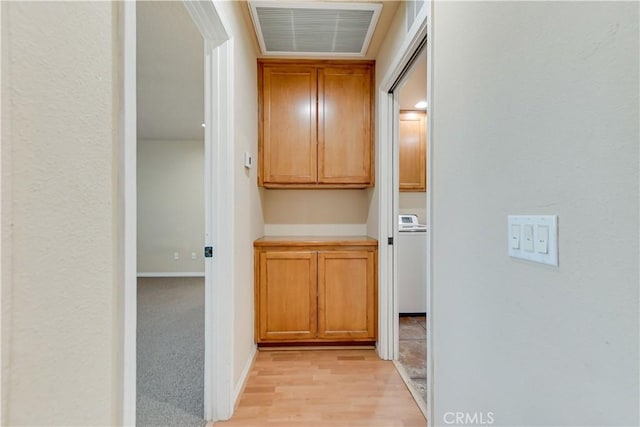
262,66,317,184
317,251,375,339
259,251,317,341
318,66,372,185
399,112,426,191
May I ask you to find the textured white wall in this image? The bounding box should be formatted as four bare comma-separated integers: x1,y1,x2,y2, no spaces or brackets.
137,140,205,274
1,2,118,425
431,2,639,426
214,0,264,390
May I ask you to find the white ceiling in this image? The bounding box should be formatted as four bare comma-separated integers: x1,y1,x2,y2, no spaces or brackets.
137,1,204,141
399,49,427,110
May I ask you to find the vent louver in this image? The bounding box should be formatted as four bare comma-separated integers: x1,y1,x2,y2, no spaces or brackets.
249,2,382,56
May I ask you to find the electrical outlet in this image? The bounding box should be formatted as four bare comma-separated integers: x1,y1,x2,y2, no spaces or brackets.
191,252,197,260
174,252,180,260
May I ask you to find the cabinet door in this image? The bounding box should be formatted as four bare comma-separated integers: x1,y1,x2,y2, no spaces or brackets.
261,66,317,184
317,250,376,339
318,66,373,185
399,112,426,191
258,251,317,341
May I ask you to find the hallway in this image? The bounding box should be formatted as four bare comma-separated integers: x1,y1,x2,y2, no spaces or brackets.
215,349,426,427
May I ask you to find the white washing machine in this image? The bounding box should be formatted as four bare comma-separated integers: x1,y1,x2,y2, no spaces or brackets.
398,214,427,314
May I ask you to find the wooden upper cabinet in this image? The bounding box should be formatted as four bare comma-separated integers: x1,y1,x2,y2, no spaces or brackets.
399,111,427,192
318,67,373,185
258,60,374,188
260,66,317,184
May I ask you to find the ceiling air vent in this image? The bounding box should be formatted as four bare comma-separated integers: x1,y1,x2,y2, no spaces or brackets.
248,1,382,56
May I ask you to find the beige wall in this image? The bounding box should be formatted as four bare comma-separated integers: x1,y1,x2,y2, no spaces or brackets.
263,190,370,224
263,189,370,235
367,2,408,237
431,2,639,426
137,140,205,274
215,0,264,390
372,1,408,106
1,2,119,425
399,192,426,224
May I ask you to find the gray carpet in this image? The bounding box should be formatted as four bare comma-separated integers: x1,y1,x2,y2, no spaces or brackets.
137,277,206,427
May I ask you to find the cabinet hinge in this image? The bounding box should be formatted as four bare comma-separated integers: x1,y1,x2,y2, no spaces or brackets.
204,246,213,258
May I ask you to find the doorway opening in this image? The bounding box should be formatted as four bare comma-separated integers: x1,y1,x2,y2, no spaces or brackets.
121,1,236,424
391,46,428,414
374,10,430,419
135,2,205,425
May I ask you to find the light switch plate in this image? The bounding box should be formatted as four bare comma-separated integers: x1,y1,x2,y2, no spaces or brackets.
510,224,521,249
244,152,253,169
523,224,534,252
508,215,558,266
535,225,549,254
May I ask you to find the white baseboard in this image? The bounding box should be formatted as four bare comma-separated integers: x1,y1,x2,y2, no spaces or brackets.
233,344,257,408
137,272,205,278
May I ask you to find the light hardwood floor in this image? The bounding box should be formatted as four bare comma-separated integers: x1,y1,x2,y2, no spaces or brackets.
214,349,426,427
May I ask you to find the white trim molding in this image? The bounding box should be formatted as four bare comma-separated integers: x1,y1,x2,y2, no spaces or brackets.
120,2,137,425
185,0,235,421
424,3,434,424
0,1,6,423
375,89,396,362
203,34,236,421
184,0,229,43
376,11,429,362
233,344,257,406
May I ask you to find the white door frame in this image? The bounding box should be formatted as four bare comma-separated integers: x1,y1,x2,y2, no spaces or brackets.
120,2,137,424
120,1,235,424
0,3,5,425
377,2,429,360
376,3,433,424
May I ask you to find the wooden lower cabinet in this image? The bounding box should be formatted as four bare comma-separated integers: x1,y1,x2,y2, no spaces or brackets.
254,237,377,345
318,251,375,339
258,251,317,341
